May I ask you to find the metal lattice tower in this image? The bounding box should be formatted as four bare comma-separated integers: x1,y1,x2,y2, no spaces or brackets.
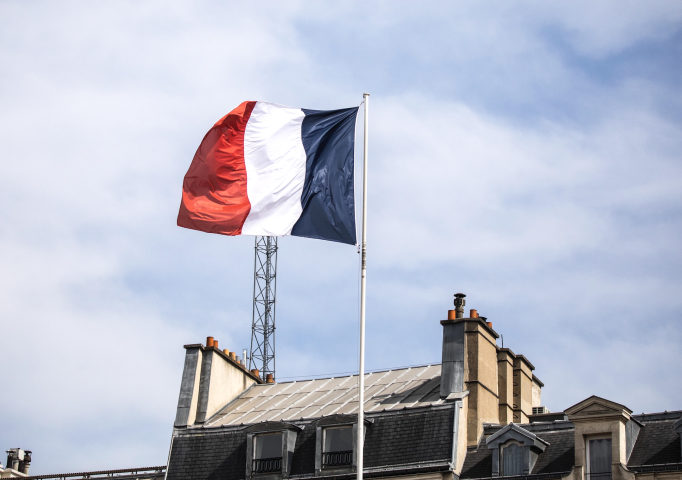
249,236,278,380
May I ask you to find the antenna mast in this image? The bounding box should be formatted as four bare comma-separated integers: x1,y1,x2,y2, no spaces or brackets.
249,236,277,380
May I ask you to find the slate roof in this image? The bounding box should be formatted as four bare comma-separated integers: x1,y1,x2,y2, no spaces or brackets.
205,365,443,427
167,407,455,480
167,432,246,480
460,411,682,480
460,422,574,479
628,412,682,467
167,360,682,480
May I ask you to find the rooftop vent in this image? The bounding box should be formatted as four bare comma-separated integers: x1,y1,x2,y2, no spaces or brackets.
532,406,549,415
5,448,31,475
454,293,466,318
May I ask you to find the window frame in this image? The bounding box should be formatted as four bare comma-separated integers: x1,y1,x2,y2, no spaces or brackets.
313,415,373,477
244,422,301,479
499,440,525,477
585,435,613,480
322,426,354,469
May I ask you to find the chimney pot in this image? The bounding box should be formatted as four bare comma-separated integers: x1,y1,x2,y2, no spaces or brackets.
478,315,492,328
266,374,275,383
223,349,230,355
229,351,236,360
206,336,214,348
470,309,478,318
447,310,457,320
213,339,219,349
251,368,260,378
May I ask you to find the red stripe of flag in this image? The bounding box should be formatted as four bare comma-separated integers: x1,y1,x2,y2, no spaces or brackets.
177,101,257,235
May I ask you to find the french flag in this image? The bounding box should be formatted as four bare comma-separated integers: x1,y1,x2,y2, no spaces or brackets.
178,101,359,245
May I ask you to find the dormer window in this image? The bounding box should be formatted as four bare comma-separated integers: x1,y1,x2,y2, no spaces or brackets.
586,437,612,480
244,422,301,479
322,426,353,468
253,433,283,474
313,414,372,476
486,423,548,477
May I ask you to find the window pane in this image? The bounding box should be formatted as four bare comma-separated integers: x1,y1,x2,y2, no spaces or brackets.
324,427,353,453
503,443,523,476
589,439,612,480
255,434,282,459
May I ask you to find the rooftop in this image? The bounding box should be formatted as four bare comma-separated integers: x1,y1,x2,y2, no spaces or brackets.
204,364,443,427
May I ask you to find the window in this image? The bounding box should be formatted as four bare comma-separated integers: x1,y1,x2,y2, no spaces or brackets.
322,427,353,468
587,437,612,480
253,434,283,474
501,442,524,476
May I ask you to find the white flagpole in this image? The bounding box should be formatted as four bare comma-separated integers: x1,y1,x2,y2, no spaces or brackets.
357,93,369,480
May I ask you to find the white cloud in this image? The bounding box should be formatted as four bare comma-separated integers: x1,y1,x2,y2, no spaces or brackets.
0,0,681,474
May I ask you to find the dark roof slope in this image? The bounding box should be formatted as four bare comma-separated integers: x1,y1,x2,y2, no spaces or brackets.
628,418,681,466
532,430,574,474
460,425,574,479
364,407,453,468
167,406,455,480
167,431,246,480
290,423,316,476
460,445,492,479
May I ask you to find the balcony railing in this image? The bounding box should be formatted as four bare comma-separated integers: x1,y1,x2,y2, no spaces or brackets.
253,457,282,474
322,451,353,468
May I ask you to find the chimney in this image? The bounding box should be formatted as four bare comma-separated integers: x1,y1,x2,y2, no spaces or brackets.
532,374,544,411
497,347,516,425
441,293,466,397
266,374,275,384
441,293,501,447
6,449,30,474
21,451,31,475
512,355,535,423
174,338,263,428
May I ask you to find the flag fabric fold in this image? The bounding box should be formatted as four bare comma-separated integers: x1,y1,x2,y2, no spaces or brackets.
178,101,358,245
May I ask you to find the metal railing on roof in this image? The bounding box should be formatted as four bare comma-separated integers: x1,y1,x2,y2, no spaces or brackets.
629,462,682,473
464,471,571,480
9,466,166,480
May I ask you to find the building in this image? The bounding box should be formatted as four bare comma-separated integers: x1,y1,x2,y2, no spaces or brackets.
0,454,164,480
165,295,682,480
1,449,31,478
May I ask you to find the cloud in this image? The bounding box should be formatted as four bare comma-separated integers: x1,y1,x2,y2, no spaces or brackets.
0,0,681,474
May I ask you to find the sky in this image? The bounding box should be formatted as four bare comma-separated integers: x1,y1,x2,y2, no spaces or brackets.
1,0,681,475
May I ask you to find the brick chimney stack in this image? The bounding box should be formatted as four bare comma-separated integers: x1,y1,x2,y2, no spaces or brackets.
174,337,263,428
440,293,502,446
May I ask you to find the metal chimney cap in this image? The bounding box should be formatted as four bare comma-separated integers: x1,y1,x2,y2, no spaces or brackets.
454,293,466,309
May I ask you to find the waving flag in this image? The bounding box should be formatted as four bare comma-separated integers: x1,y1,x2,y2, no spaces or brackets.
178,101,359,245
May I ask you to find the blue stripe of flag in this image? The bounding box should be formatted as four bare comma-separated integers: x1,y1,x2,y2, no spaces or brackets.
291,107,359,245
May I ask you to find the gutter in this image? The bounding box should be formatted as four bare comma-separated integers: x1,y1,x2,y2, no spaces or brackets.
291,461,452,480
